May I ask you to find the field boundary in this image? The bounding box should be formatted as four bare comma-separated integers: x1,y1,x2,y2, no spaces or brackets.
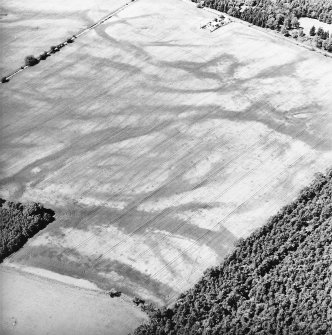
1,0,139,83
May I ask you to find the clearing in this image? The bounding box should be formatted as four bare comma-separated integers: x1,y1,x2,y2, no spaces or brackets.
299,17,332,35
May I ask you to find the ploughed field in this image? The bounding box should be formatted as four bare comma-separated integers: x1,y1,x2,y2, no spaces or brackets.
1,0,332,307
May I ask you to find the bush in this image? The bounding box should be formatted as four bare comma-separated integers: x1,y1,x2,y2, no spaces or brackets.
315,37,323,48
291,30,298,38
322,39,332,52
108,289,121,298
1,77,9,83
24,55,39,66
39,52,48,60
133,297,145,306
50,46,58,53
281,25,289,36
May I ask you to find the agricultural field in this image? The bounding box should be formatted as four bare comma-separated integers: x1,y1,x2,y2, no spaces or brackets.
1,0,332,332
0,265,146,335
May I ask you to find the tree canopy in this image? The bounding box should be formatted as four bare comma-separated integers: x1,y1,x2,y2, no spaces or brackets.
200,0,332,52
0,199,55,262
134,168,332,335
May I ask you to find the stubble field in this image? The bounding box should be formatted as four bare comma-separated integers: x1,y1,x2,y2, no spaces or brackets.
1,0,332,331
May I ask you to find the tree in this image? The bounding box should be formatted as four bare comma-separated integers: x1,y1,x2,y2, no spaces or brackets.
39,52,48,60
201,0,332,32
24,55,39,66
266,17,276,30
284,17,292,30
317,27,324,37
281,25,289,36
321,31,329,40
291,17,299,29
276,14,284,26
50,46,58,53
322,39,332,52
314,37,323,48
291,30,298,39
309,25,316,36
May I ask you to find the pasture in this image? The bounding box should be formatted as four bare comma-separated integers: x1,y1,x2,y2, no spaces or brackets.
1,0,332,321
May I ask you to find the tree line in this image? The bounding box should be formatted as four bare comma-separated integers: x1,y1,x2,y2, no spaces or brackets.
0,198,55,262
194,0,332,52
205,0,332,24
133,168,332,334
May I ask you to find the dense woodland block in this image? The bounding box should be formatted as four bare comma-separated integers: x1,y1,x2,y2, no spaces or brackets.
134,168,332,335
0,199,55,262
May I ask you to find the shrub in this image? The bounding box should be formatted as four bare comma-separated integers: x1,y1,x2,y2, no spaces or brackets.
281,25,289,36
314,37,323,48
24,55,39,66
133,297,145,306
291,30,298,38
50,46,58,53
39,52,48,60
322,39,332,52
291,17,299,29
108,289,121,298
